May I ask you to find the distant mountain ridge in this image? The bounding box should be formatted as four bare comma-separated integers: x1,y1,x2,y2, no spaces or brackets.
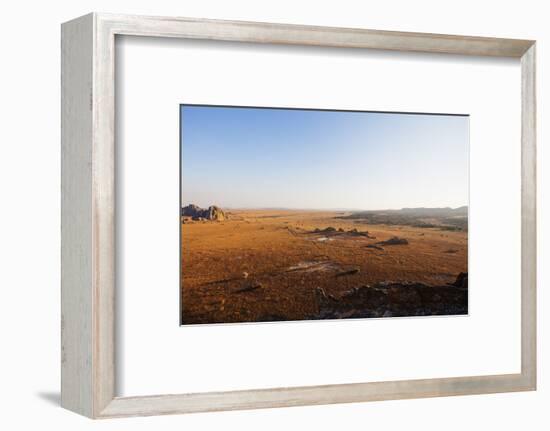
337,206,468,231
389,206,468,216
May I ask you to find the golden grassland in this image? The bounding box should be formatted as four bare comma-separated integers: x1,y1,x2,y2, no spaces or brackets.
181,209,467,324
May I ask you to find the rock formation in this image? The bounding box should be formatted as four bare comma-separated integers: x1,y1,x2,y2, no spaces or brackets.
181,204,226,221
315,272,468,319
377,236,409,245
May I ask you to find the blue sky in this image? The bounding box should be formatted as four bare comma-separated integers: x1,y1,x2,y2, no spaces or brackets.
180,105,468,210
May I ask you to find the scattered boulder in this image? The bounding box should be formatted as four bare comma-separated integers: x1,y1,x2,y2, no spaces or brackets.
347,229,375,238
377,236,408,246
311,227,378,240
313,226,337,234
181,204,226,221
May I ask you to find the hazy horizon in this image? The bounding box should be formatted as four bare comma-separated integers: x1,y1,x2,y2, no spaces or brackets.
181,203,469,212
181,105,469,210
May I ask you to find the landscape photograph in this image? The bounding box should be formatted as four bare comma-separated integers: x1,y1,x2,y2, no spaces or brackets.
180,105,469,325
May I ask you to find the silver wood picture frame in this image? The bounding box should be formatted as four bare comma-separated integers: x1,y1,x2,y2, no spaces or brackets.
61,12,536,419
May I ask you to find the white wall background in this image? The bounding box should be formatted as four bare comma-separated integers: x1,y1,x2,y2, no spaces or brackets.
0,0,547,429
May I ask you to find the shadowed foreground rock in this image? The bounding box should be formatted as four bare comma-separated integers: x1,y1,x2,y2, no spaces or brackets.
181,204,226,221
314,272,468,319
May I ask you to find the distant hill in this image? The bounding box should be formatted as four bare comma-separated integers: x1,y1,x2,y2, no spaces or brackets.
336,206,468,231
391,206,468,217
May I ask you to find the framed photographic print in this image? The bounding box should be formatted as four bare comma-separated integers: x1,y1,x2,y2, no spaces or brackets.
61,13,536,418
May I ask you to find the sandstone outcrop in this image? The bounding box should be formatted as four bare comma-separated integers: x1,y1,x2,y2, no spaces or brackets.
181,204,226,221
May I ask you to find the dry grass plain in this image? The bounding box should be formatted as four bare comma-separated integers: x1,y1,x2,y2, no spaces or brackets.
181,209,468,324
